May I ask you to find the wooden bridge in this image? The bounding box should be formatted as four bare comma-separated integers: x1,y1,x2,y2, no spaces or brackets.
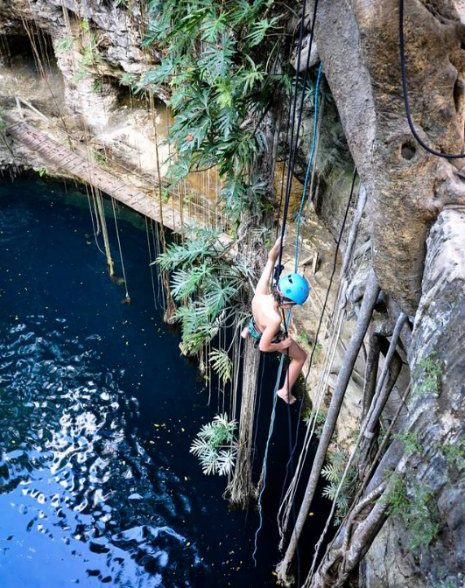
4,114,227,241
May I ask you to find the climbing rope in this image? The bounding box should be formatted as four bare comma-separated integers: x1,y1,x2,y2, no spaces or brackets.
278,170,358,542
277,0,321,273
399,0,465,159
294,63,324,272
252,353,285,565
254,0,321,569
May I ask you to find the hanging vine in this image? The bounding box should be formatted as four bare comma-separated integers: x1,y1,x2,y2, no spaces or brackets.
139,0,292,226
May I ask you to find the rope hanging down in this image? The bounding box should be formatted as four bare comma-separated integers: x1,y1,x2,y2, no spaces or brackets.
399,0,465,159
277,170,358,545
277,0,321,274
294,62,324,272
252,0,322,565
252,353,285,565
276,59,324,543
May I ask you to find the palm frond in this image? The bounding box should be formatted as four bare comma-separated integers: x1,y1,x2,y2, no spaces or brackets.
210,348,233,385
190,414,238,476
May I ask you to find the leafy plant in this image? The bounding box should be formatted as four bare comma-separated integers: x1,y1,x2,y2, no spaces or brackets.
413,353,442,397
321,447,357,523
157,227,249,354
55,35,73,55
92,79,103,94
296,331,311,347
119,72,137,88
72,67,88,84
139,0,292,226
442,435,465,472
394,431,423,456
33,166,48,178
210,348,233,385
92,150,108,166
190,413,237,475
384,474,439,550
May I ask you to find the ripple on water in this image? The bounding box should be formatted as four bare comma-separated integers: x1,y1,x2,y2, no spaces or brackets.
0,317,204,587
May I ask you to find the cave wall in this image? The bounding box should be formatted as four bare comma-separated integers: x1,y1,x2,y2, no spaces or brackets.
4,2,459,586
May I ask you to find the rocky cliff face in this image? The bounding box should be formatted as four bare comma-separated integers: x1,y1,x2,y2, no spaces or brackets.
3,1,463,587
0,0,165,175
0,0,363,456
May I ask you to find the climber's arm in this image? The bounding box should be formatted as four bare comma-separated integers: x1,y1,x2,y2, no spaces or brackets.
259,320,292,352
255,237,282,295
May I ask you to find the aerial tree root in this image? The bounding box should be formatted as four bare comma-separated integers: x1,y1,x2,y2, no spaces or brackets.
358,313,407,473
361,319,392,420
306,482,390,588
276,269,380,585
227,335,260,506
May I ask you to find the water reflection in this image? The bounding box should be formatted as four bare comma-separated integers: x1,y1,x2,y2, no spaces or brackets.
0,318,203,587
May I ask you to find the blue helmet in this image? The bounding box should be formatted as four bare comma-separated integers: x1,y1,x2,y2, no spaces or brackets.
278,273,310,305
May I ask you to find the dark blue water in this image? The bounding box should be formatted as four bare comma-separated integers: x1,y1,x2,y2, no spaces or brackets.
0,177,329,588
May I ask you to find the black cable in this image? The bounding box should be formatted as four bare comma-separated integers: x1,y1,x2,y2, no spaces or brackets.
399,0,465,159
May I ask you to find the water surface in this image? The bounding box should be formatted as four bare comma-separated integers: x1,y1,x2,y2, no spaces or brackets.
0,177,318,587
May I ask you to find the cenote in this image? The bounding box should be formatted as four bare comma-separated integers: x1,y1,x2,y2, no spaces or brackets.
0,177,328,588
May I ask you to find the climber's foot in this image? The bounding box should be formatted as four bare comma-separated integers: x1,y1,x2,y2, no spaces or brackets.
277,388,297,404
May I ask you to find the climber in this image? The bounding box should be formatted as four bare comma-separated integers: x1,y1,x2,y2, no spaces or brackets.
242,237,310,404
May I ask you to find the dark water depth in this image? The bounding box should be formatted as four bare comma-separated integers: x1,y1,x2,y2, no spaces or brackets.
0,178,328,588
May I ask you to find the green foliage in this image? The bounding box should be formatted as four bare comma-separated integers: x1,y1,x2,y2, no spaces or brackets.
413,353,442,397
140,0,291,225
72,67,88,84
119,72,137,88
55,35,73,55
384,474,440,550
383,474,408,514
321,447,357,523
157,227,249,354
80,18,90,32
92,150,108,166
92,79,103,94
80,34,102,69
313,409,326,437
442,436,465,472
302,407,326,437
295,331,311,347
209,348,233,385
394,431,423,456
437,580,460,588
33,166,48,178
190,413,237,475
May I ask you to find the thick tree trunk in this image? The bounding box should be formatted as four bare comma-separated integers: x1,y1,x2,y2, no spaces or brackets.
315,0,465,314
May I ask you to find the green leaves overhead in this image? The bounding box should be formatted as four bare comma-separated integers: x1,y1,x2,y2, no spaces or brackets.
142,0,289,224
246,16,280,47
